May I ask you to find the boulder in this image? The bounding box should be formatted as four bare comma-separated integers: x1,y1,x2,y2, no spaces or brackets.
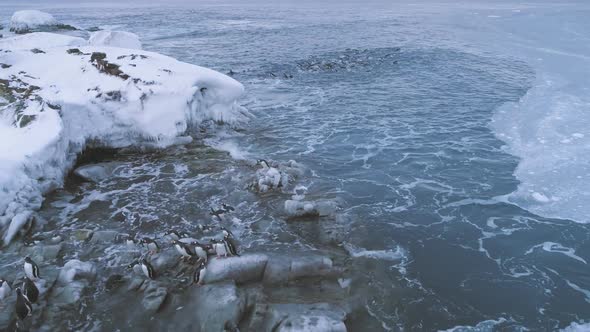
203,254,268,284
141,281,167,314
58,259,96,284
264,254,334,284
88,230,119,244
256,303,347,332
21,242,63,262
172,281,245,331
284,199,339,218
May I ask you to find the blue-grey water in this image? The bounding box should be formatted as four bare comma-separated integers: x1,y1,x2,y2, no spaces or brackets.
2,1,590,331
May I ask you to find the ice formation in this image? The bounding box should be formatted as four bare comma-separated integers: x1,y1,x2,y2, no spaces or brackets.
0,31,247,245
9,10,74,34
88,30,142,50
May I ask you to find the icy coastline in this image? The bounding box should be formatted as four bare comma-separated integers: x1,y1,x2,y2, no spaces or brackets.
0,31,247,245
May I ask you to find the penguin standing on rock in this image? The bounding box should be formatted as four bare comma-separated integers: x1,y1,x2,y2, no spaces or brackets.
211,239,228,258
140,259,155,280
223,236,239,257
191,242,209,263
193,261,207,285
139,237,160,254
24,256,40,280
172,240,194,261
0,278,11,300
23,277,39,304
15,288,32,321
257,159,270,169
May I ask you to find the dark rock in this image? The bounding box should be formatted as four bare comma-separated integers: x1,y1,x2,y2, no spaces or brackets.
30,48,45,54
141,281,167,314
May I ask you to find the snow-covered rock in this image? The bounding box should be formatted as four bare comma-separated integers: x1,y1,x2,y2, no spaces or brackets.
0,32,247,245
58,260,96,284
9,10,75,34
284,199,339,218
89,30,142,50
263,254,335,283
204,254,269,284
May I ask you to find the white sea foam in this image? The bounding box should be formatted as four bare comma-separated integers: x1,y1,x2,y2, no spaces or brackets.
562,321,590,332
524,242,587,264
344,243,406,261
439,318,507,332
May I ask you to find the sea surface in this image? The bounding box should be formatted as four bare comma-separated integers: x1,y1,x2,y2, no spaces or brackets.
2,1,590,331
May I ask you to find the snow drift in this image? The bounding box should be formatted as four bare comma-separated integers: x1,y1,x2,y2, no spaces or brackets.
89,30,142,50
0,32,247,245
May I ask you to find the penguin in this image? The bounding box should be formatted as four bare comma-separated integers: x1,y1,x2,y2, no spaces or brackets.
165,230,190,241
22,277,39,304
223,236,239,257
191,242,209,263
172,240,194,260
140,259,155,279
257,159,270,169
24,256,40,280
222,203,235,213
196,224,215,233
193,261,207,285
139,237,159,254
210,208,225,221
211,239,228,258
15,288,32,321
220,227,234,239
0,278,11,300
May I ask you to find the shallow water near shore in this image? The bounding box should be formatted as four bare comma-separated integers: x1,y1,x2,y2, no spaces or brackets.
2,1,590,331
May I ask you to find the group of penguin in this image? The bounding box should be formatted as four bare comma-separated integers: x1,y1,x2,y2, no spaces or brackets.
0,203,240,327
0,256,42,324
127,204,240,286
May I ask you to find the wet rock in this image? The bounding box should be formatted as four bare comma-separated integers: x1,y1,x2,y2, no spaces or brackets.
141,281,167,314
204,254,268,284
284,199,339,218
127,277,145,291
264,254,335,284
89,230,118,244
105,274,125,291
172,281,245,331
58,259,96,284
255,303,348,332
70,228,93,241
2,211,33,245
73,162,123,182
0,294,16,331
151,247,179,271
21,242,63,262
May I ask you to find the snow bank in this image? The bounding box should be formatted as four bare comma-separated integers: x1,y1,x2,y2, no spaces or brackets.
9,10,74,34
89,30,142,50
0,32,247,245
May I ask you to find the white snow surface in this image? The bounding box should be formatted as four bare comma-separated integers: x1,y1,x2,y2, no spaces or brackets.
89,30,142,50
0,32,247,244
9,10,59,33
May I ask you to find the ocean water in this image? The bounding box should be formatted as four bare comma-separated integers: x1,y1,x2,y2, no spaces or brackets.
2,1,590,331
